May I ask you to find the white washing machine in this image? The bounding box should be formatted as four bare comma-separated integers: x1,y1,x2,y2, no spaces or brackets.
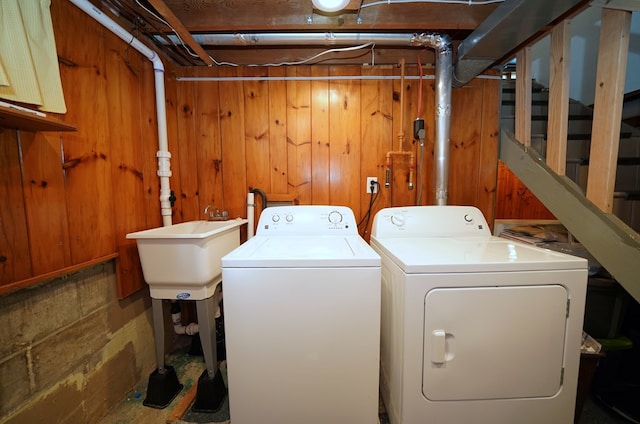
221,205,381,424
370,206,588,424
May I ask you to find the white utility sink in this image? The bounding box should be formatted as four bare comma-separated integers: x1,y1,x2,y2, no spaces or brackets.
127,219,247,300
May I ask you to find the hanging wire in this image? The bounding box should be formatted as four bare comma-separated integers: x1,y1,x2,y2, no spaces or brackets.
132,0,377,68
133,0,200,59
358,180,381,238
244,42,376,67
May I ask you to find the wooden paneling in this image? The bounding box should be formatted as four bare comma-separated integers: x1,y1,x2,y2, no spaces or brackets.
176,75,200,221
496,162,555,220
476,75,501,219
0,0,167,296
173,66,500,232
449,80,484,205
311,66,331,204
105,39,152,299
0,130,31,282
55,0,115,265
360,66,393,239
0,0,500,296
286,66,312,205
329,66,362,213
20,131,71,274
244,67,271,194
269,67,288,195
219,67,248,219
194,67,224,217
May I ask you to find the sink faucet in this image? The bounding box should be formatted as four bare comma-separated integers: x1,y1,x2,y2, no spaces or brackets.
204,205,228,221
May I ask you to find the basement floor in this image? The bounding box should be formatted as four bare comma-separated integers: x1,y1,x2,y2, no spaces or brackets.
97,340,633,424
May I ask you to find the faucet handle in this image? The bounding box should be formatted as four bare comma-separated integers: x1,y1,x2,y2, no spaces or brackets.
204,205,219,220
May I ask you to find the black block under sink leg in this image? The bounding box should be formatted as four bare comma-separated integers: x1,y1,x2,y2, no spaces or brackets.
192,368,227,413
142,365,183,409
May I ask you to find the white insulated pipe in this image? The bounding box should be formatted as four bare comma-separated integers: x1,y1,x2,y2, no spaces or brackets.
247,192,255,239
169,32,429,47
172,312,199,335
69,0,173,226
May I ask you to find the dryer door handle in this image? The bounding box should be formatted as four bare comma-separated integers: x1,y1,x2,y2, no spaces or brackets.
431,330,446,364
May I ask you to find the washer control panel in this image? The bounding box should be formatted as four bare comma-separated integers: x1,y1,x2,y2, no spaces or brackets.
371,206,491,238
257,205,357,235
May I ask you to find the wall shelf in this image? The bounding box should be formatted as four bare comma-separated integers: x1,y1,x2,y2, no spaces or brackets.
0,105,76,132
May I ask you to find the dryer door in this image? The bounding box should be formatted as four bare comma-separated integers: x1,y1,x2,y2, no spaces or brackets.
422,285,568,401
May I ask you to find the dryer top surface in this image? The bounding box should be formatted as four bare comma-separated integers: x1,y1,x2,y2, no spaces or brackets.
370,236,587,273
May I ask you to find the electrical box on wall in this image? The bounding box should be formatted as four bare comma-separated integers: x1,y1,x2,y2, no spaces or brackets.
366,177,378,194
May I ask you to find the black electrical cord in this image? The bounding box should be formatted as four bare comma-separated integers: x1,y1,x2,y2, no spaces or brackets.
358,180,381,238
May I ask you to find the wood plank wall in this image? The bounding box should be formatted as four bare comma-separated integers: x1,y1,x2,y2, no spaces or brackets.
0,1,159,296
171,66,501,237
0,0,500,298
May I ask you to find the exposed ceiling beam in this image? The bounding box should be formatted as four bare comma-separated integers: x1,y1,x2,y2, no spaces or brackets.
146,0,214,65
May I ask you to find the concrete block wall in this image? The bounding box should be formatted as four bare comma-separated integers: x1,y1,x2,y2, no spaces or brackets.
0,261,156,423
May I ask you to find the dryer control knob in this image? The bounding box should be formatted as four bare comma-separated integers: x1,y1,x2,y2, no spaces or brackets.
328,210,343,224
464,214,473,223
285,214,294,223
390,214,405,226
271,214,280,222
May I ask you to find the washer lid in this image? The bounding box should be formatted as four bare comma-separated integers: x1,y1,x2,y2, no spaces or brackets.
222,235,380,268
371,236,587,273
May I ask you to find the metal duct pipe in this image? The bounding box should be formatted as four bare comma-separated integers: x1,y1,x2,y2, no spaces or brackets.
160,32,442,48
434,40,453,205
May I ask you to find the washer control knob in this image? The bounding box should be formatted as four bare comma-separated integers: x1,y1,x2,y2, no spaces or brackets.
285,214,294,223
328,210,343,224
390,214,405,226
464,214,473,223
271,214,280,222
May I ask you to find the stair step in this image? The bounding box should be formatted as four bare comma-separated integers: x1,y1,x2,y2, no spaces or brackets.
502,86,546,94
562,132,633,140
502,99,549,106
532,114,593,121
580,157,640,166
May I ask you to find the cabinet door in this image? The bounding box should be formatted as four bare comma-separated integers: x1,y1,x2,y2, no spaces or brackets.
423,285,568,401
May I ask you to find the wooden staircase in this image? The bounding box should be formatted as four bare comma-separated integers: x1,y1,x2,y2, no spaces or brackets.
501,80,640,233
499,78,640,303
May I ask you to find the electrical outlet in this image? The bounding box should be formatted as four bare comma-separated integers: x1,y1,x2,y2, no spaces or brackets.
366,177,378,194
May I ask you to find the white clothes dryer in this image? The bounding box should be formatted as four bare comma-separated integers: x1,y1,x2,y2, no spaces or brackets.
370,206,588,424
221,205,381,424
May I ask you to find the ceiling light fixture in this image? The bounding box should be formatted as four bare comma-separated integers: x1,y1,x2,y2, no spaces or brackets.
312,0,350,13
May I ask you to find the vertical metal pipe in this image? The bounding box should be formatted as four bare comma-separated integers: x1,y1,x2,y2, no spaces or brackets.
434,39,453,206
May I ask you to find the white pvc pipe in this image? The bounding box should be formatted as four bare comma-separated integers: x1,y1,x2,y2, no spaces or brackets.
247,192,255,239
171,312,199,335
69,0,173,226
